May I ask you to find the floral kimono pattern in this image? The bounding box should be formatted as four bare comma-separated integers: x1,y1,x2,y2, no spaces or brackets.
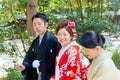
51,44,90,80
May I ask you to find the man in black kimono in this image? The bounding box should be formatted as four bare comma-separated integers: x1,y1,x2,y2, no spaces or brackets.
17,12,61,80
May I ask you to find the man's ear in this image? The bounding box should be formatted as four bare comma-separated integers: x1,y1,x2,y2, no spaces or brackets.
45,22,48,28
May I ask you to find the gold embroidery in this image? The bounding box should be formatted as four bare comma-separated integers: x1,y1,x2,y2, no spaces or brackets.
70,72,75,77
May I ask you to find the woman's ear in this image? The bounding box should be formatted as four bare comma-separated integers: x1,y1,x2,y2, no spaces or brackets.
95,46,101,51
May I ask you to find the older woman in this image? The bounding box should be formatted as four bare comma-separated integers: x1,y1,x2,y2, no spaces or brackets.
78,30,120,80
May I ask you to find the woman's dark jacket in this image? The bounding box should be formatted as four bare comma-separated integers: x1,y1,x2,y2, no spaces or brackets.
22,31,61,80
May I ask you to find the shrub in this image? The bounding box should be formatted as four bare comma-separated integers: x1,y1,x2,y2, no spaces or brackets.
1,68,24,80
112,49,120,70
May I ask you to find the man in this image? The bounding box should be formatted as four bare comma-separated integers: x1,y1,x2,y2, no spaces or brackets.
17,12,61,80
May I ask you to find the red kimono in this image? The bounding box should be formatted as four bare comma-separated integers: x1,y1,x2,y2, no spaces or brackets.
51,44,90,80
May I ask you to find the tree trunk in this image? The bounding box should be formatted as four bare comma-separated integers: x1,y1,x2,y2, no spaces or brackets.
26,0,38,44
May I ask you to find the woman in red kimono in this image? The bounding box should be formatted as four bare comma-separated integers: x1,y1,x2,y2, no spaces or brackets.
50,19,90,80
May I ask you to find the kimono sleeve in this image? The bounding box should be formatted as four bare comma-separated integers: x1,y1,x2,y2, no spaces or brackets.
93,59,118,80
22,46,35,75
48,36,61,76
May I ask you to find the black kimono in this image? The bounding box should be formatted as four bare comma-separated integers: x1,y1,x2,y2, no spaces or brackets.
22,31,61,80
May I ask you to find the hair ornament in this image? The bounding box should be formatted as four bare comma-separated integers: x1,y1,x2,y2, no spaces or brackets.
68,20,77,40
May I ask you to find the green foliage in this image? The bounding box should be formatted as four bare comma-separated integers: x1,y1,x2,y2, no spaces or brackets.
1,68,24,80
112,25,120,33
112,49,120,70
17,0,27,8
0,43,6,52
1,0,120,40
77,14,110,34
107,0,120,11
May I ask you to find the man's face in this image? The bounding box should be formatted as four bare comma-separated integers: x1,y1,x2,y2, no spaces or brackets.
33,18,48,35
